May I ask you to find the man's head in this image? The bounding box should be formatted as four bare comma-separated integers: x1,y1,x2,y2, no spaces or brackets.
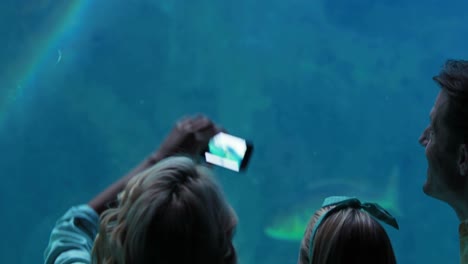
419,59,468,218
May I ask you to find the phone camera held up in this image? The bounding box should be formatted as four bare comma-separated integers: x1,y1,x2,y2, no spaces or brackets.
202,132,253,172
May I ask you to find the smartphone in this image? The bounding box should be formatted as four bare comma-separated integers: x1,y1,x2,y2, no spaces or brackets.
203,132,253,172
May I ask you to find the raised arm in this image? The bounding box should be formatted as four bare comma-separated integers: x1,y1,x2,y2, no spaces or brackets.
88,114,223,215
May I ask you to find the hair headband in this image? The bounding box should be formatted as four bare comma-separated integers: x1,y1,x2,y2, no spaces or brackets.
308,196,399,264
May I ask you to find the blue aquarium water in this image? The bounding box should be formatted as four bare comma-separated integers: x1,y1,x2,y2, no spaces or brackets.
0,0,466,263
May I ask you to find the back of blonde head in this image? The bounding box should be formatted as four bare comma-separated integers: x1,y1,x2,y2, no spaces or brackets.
298,206,396,264
92,156,237,264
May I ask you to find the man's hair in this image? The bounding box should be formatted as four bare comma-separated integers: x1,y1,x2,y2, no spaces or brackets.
92,156,237,264
298,206,396,264
433,59,468,101
433,59,468,141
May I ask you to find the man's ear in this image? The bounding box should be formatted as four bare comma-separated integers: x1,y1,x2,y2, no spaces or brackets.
458,144,468,176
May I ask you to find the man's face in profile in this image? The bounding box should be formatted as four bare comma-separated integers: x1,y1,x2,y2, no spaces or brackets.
419,91,460,202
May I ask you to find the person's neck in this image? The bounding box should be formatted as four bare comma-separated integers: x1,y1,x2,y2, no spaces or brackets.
451,191,468,222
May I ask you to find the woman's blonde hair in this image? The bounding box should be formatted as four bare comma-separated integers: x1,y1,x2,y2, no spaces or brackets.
298,205,396,264
92,156,237,264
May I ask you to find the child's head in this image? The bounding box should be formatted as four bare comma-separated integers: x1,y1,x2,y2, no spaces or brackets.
298,196,398,264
